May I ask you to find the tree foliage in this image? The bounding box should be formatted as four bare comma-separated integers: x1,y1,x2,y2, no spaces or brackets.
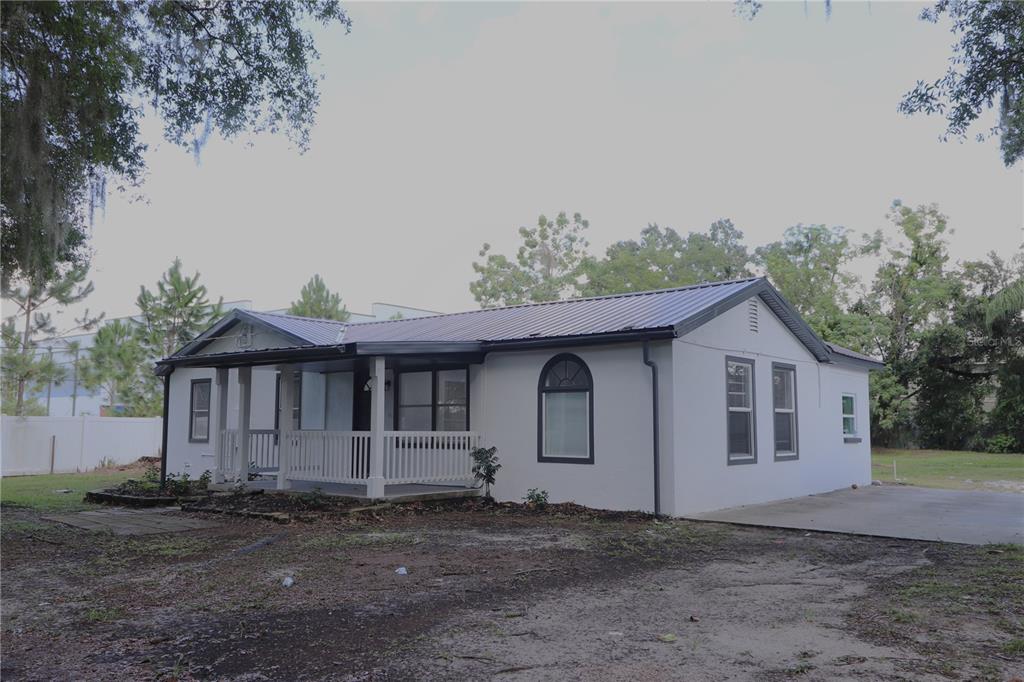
1,264,102,415
79,319,145,412
737,0,1024,166
581,220,752,296
288,274,350,321
471,212,590,307
899,0,1024,167
756,224,878,347
1,1,351,287
129,258,223,415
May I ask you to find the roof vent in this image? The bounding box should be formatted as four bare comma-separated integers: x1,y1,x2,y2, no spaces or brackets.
236,323,254,349
748,299,759,333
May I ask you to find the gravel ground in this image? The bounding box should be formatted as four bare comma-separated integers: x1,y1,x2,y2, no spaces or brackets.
1,498,1020,681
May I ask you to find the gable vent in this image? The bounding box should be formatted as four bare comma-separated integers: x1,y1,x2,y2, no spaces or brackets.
236,323,254,349
748,299,759,333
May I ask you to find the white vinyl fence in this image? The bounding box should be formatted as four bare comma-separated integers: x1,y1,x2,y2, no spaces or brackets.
1,416,163,477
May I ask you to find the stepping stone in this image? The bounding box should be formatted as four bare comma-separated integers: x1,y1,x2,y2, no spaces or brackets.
42,509,218,536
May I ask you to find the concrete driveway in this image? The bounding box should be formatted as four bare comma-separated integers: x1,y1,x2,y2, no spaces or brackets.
687,485,1024,545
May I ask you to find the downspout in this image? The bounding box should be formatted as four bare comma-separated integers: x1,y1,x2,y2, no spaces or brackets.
642,341,660,517
159,369,173,487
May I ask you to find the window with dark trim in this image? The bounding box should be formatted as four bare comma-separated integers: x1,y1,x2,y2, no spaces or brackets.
538,354,594,464
189,378,211,443
772,363,798,461
726,356,756,464
395,368,469,431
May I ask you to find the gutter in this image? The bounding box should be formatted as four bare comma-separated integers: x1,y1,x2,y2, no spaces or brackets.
642,341,661,517
159,368,172,487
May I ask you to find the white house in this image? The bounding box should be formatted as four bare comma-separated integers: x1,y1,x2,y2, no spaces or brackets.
158,277,882,516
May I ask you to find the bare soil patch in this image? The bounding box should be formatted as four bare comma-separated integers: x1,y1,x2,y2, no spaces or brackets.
1,500,1020,681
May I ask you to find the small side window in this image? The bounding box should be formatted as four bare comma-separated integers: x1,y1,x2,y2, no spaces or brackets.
189,379,211,443
842,393,856,435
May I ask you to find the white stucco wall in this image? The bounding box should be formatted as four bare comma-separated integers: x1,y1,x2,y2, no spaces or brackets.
165,366,278,477
672,297,872,515
475,341,672,513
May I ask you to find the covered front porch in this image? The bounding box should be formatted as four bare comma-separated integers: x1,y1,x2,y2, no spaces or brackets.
201,354,481,500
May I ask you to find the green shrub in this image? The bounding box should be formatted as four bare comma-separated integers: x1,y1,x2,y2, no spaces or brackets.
470,446,501,499
985,434,1018,454
523,488,549,508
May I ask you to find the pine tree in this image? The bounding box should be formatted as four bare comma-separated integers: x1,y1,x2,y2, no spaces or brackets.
288,275,350,321
130,259,224,415
79,319,145,413
1,264,103,415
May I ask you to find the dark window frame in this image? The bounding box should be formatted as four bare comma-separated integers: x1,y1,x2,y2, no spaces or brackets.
725,355,756,465
393,366,470,432
188,378,212,443
771,362,799,462
537,353,595,465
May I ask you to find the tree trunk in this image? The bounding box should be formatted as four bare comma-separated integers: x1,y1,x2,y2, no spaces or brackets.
15,292,32,416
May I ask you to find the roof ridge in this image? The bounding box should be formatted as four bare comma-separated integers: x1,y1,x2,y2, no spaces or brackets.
249,310,348,325
345,277,764,328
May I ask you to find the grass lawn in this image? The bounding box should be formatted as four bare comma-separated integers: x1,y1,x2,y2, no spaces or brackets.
0,469,138,512
872,448,1024,492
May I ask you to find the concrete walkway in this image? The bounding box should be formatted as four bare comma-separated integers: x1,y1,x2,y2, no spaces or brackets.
43,508,218,536
687,485,1024,545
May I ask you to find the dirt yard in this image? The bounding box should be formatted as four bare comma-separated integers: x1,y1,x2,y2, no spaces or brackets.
1,497,1021,681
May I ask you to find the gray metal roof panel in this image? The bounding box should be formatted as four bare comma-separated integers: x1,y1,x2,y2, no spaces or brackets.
242,310,348,346
825,342,885,367
337,278,762,344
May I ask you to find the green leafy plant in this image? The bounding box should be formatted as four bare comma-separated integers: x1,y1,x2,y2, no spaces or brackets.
470,446,501,499
985,434,1018,454
523,488,549,508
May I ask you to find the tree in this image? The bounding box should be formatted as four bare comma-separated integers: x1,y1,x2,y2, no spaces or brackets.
131,258,223,415
1,1,352,288
288,275,350,321
862,202,959,445
899,1,1024,167
470,212,590,307
1,264,102,415
755,224,878,346
581,219,752,296
737,0,1024,166
985,277,1024,328
79,319,145,413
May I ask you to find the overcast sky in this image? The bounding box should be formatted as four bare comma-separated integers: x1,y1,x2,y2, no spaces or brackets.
50,1,1024,325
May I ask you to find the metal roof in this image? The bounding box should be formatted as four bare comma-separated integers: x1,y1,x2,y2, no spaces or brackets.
339,278,761,343
243,310,346,346
825,342,885,368
164,277,883,370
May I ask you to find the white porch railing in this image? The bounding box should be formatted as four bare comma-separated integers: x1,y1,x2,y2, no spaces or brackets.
283,430,372,485
219,429,481,487
248,429,278,472
383,431,480,484
217,429,238,476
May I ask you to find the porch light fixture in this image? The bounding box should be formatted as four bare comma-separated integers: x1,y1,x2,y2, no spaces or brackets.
362,377,392,392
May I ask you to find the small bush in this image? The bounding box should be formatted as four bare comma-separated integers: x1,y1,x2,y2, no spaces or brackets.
470,446,501,499
985,434,1018,454
523,488,549,508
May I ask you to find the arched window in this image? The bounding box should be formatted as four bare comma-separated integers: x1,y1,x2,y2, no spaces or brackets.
538,354,594,464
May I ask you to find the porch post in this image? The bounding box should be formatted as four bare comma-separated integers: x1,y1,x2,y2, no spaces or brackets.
276,367,294,490
214,368,229,483
367,355,386,499
236,366,252,484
